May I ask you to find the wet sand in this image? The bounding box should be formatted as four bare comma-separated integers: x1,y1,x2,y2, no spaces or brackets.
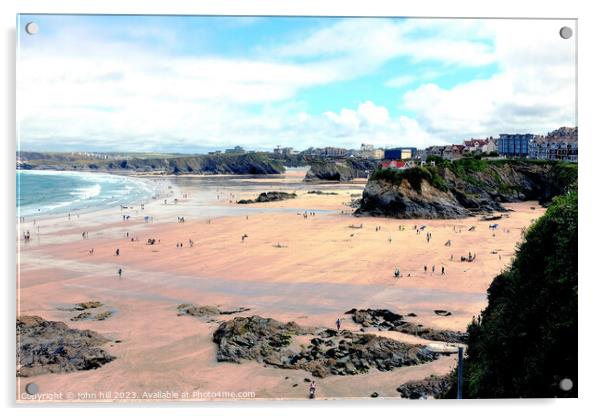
17,169,545,402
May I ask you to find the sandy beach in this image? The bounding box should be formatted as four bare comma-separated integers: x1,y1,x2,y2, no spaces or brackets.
17,168,545,402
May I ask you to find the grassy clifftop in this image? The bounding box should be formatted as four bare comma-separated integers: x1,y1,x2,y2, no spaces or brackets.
357,158,577,219
370,158,577,197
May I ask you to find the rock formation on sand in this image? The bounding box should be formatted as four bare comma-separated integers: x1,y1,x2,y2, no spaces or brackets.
73,301,103,310
397,374,453,399
237,191,297,204
345,308,467,344
17,316,115,377
177,304,250,321
212,315,437,378
355,159,577,219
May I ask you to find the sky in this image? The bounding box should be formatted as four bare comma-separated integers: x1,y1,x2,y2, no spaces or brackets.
17,15,576,153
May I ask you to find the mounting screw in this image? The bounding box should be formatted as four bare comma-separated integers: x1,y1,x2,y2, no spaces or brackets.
559,26,573,39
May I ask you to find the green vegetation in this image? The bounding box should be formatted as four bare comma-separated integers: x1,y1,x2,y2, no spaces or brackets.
450,189,577,398
370,166,448,193
371,158,577,199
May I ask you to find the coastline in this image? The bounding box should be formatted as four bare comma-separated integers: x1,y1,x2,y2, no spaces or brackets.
16,167,546,401
17,170,171,221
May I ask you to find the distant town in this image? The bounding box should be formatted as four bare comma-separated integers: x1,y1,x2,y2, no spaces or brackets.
31,126,577,168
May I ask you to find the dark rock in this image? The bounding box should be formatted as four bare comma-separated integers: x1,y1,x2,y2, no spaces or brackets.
70,312,92,321
73,301,103,310
212,316,437,378
237,191,297,204
95,311,113,321
177,304,250,321
307,190,338,195
397,375,452,399
371,392,379,398
17,316,115,377
213,315,309,363
434,310,452,316
345,308,467,343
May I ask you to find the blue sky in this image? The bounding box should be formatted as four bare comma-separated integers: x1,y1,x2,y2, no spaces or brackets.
17,15,576,153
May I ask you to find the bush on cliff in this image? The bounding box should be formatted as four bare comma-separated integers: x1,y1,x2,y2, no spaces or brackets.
448,189,577,398
370,166,448,193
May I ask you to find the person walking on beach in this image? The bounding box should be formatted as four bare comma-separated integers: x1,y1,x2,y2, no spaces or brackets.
115,248,120,256
424,265,427,273
118,268,122,279
336,318,341,331
432,265,435,273
309,380,316,399
394,267,400,278
441,266,445,275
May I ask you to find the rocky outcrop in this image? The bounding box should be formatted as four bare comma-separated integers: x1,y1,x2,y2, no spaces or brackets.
307,190,338,195
59,301,114,322
177,304,250,321
237,191,297,204
73,301,103,310
212,316,309,363
212,315,438,378
397,375,453,399
305,159,379,182
356,160,577,219
71,311,113,322
17,316,115,377
345,308,467,344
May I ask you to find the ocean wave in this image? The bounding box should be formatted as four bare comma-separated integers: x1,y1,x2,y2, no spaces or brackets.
70,183,102,200
17,170,156,218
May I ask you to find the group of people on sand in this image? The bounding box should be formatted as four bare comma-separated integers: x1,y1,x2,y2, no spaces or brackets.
175,239,194,248
22,230,31,241
422,264,445,275
302,211,316,219
461,252,477,262
177,216,186,223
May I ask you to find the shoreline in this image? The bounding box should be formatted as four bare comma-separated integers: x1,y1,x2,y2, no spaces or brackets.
16,169,547,401
17,170,173,221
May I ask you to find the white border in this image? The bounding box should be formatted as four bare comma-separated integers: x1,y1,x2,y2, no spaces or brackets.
2,1,599,415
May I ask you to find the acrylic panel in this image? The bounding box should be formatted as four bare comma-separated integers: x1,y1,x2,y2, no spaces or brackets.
16,15,577,402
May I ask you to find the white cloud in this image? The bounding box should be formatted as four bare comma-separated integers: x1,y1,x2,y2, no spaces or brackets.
385,75,416,88
400,19,576,140
17,18,576,152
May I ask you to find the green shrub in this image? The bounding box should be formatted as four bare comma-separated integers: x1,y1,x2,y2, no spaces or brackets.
449,190,578,398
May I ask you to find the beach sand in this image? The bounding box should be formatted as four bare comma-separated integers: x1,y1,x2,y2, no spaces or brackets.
16,169,545,402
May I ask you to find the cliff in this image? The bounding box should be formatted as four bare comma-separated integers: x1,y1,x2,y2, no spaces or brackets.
17,152,285,175
355,159,577,219
304,158,379,182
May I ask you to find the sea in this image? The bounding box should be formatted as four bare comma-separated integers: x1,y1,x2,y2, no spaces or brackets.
16,170,155,218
